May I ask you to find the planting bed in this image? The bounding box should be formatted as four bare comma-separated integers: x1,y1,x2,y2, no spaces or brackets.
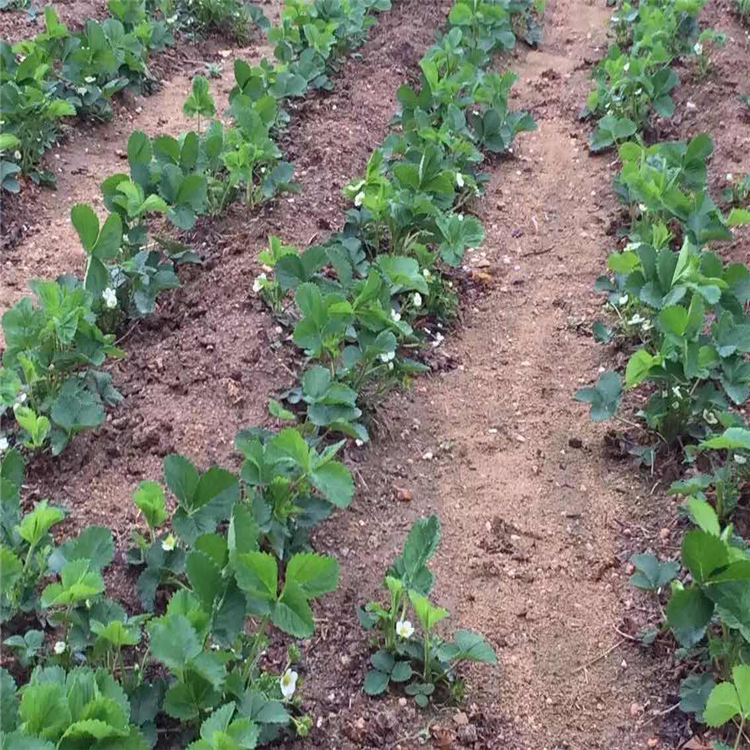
1,0,749,749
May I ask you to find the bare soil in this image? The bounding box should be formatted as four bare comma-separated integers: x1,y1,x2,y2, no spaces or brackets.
0,0,109,44
3,1,750,749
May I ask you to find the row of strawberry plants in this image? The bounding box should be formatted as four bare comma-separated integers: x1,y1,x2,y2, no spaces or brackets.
252,0,542,704
0,0,392,456
0,1,544,746
574,2,750,747
0,0,269,190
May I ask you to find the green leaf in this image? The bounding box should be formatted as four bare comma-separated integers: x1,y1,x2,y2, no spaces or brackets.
687,498,720,536
186,550,223,610
50,380,104,437
233,551,277,602
183,75,216,119
14,405,51,448
268,428,310,472
17,500,65,548
309,461,353,507
268,399,295,422
452,629,497,664
133,481,167,530
733,664,750,715
727,208,750,226
629,553,679,590
682,530,728,583
41,559,105,608
573,371,621,422
700,427,750,451
163,453,200,508
666,586,714,648
409,590,448,634
284,553,339,598
71,204,99,253
147,613,202,671
272,580,313,638
93,213,123,260
227,502,259,568
400,515,440,587
0,547,23,597
47,525,114,573
391,661,412,682
18,681,71,740
679,672,715,720
363,669,389,695
91,619,140,648
625,350,660,388
1,667,18,732
703,682,742,727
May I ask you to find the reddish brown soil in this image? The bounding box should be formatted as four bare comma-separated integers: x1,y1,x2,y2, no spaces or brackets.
3,1,750,749
0,0,109,44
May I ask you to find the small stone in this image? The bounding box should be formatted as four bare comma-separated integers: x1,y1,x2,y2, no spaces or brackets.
394,487,412,503
630,703,642,717
568,437,583,449
453,712,469,726
422,451,434,461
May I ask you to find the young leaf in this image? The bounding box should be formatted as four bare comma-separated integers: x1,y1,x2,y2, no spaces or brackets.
17,500,65,548
573,371,621,422
409,591,449,634
629,553,679,590
133,481,168,530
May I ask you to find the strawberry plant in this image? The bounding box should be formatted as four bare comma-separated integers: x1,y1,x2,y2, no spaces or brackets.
0,450,65,623
358,516,496,706
0,280,123,454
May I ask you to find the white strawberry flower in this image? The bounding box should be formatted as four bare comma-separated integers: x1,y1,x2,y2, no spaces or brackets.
456,173,465,188
733,454,747,465
161,534,176,552
703,410,718,425
354,191,365,207
379,351,395,364
0,437,7,453
694,42,703,55
280,669,298,699
395,620,414,639
102,287,117,309
54,641,67,655
413,292,423,308
390,309,401,322
726,173,734,182
422,268,432,283
253,273,267,293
